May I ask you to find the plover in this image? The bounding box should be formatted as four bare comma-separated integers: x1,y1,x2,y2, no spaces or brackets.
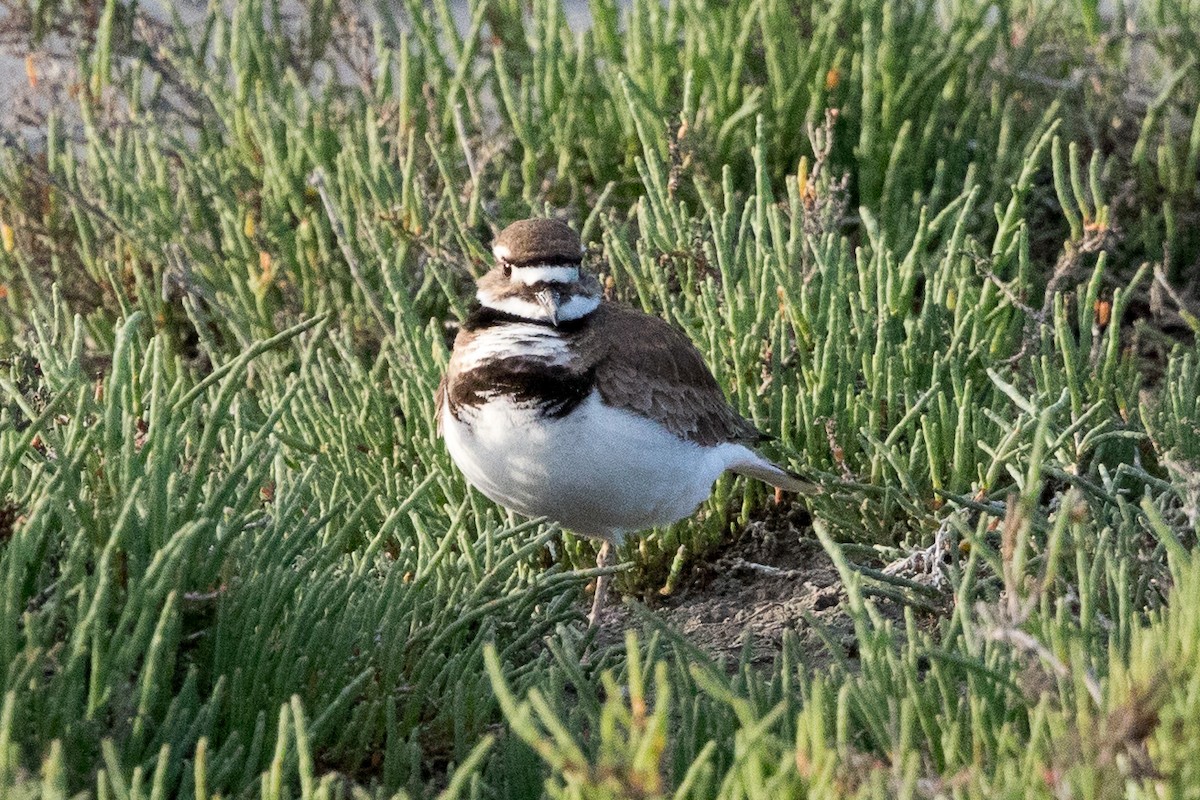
437,218,809,624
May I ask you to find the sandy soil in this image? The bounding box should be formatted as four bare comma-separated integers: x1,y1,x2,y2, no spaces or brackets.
594,506,902,669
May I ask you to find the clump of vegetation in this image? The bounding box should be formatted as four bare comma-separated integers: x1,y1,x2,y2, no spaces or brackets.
0,0,1198,797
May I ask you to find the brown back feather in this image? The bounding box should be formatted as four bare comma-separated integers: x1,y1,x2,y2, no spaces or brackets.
578,304,764,447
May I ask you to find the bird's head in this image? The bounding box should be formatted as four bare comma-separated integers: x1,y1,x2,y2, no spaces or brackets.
476,218,601,326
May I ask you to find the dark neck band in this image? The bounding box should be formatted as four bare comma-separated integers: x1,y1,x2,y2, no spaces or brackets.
462,303,593,333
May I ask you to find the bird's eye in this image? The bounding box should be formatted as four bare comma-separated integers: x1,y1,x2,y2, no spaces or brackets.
503,263,512,277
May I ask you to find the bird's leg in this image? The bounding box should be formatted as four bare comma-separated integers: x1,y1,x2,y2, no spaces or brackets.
588,540,613,628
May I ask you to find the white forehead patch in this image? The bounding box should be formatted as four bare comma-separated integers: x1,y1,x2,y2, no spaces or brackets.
492,243,511,261
511,265,580,285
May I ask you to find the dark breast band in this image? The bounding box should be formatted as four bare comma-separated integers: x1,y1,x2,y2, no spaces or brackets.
449,356,596,419
462,303,589,333
448,308,597,421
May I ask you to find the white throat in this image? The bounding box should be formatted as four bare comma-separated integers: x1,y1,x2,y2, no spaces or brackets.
478,290,601,324
554,293,601,321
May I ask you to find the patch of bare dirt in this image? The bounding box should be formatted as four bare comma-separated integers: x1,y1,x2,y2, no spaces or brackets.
595,506,902,668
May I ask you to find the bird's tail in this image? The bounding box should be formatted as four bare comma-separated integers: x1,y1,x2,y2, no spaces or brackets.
730,455,820,495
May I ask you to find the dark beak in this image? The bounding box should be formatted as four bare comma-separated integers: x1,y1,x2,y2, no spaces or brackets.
534,288,559,326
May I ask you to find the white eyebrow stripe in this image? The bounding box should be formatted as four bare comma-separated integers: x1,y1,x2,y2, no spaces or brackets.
510,265,580,285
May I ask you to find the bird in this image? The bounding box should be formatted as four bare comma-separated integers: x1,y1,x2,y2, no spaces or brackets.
436,218,810,625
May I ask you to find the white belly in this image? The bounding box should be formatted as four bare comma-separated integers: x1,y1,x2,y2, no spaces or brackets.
441,392,753,540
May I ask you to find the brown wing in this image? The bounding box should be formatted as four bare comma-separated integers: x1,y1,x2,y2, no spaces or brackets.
579,304,764,447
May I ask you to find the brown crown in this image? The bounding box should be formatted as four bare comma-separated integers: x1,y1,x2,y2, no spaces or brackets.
492,218,583,266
